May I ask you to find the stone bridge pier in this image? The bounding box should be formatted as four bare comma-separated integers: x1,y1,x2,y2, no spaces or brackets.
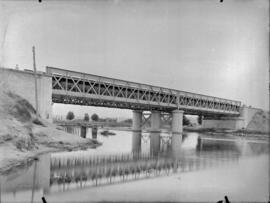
150,111,161,156
171,110,184,158
132,110,142,154
132,109,184,156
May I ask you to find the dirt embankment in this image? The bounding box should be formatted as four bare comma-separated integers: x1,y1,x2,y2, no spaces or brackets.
246,110,269,133
0,89,100,174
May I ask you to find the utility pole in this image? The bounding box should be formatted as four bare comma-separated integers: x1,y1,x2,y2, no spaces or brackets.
32,46,39,115
31,158,38,203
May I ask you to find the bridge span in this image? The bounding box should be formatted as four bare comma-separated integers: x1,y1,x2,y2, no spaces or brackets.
46,66,241,116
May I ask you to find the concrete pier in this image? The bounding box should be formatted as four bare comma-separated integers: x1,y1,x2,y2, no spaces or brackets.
171,110,184,159
172,110,183,134
80,126,87,138
150,111,161,156
92,127,97,139
132,110,142,154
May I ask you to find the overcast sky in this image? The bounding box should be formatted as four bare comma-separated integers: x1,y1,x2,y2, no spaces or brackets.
0,0,268,119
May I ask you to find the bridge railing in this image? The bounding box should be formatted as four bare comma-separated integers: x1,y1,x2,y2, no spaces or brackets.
46,66,241,115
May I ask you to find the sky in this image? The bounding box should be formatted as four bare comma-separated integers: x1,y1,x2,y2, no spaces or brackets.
0,0,269,119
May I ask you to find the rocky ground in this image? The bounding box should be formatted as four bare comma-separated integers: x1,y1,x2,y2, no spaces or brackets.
0,88,100,174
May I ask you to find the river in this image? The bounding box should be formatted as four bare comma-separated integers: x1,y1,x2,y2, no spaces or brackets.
0,129,269,202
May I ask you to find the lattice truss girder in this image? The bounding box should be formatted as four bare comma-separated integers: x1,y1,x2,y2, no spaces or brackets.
49,67,241,114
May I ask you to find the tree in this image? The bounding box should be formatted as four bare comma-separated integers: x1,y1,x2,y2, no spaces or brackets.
91,113,99,121
84,113,90,122
183,115,190,126
66,111,75,120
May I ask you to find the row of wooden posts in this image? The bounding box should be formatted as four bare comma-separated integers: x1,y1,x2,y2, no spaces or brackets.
49,151,240,191
51,150,239,170
51,153,162,170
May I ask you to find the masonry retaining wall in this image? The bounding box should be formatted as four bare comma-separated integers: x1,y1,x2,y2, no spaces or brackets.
0,67,52,121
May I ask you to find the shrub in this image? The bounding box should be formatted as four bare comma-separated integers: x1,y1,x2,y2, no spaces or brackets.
33,117,46,126
66,111,75,120
91,113,99,121
84,113,90,121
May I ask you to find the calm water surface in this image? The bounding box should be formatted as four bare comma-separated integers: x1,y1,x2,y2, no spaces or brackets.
1,129,269,202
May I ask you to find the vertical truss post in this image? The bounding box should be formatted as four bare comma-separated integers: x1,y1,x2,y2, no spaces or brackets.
98,77,101,96
82,74,85,93
176,92,180,110
65,71,68,91
112,80,115,98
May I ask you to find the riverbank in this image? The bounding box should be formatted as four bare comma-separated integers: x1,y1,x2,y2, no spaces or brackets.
184,127,270,140
0,131,101,175
104,126,269,140
0,89,101,175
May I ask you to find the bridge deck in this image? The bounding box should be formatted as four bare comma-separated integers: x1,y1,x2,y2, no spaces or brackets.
46,67,241,116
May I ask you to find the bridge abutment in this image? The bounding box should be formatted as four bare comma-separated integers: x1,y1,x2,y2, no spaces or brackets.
0,68,52,121
202,106,268,132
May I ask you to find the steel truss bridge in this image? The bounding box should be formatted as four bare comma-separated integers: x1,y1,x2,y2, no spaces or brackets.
46,67,241,116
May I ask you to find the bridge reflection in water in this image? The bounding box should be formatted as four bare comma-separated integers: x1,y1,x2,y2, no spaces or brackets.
49,134,240,193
